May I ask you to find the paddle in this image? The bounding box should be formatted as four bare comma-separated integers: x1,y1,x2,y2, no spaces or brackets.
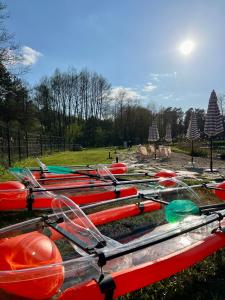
96,208,225,266
43,165,177,180
139,182,225,199
47,165,82,174
34,158,177,179
9,167,225,219
140,194,225,223
10,167,225,202
37,158,127,177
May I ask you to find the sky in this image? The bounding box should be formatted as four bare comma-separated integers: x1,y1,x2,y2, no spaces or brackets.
5,0,225,111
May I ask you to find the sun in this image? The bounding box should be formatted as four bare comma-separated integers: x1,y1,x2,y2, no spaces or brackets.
179,40,195,56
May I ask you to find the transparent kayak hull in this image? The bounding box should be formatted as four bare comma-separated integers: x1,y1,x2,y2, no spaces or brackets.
59,231,225,300
0,197,225,299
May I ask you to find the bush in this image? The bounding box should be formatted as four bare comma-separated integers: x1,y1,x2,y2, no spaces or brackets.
72,144,83,151
191,148,207,158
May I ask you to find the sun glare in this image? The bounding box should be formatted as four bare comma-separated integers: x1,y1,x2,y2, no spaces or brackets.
179,40,195,56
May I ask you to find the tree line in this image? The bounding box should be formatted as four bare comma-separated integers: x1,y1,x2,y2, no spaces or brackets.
0,62,210,147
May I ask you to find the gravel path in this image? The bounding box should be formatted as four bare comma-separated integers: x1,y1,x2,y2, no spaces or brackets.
116,149,225,180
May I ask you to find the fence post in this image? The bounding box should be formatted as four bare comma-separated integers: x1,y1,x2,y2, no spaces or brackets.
25,131,29,158
57,137,60,152
6,125,11,166
63,137,66,151
40,134,43,156
0,126,4,157
50,136,52,153
18,129,21,161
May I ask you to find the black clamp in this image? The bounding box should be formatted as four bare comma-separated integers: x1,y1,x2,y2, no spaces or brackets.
112,181,118,187
98,252,107,268
98,274,116,300
40,172,46,179
138,193,144,199
211,212,224,233
217,212,223,231
22,179,30,187
114,189,121,198
217,212,224,222
27,188,34,211
201,183,208,189
136,202,144,213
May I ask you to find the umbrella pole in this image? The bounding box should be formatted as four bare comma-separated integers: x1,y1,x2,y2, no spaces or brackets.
155,142,157,159
210,138,213,172
191,140,194,165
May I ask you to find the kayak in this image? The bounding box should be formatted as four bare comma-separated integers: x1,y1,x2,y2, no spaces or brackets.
0,166,140,211
28,160,129,179
10,160,177,184
1,181,225,300
1,166,177,211
0,180,138,211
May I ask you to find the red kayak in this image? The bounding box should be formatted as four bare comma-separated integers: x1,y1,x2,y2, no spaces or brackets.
0,193,225,300
32,162,129,180
0,180,138,211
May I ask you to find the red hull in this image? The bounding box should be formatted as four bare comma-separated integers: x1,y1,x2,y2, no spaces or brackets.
0,181,138,211
59,231,225,300
50,200,161,241
33,163,128,180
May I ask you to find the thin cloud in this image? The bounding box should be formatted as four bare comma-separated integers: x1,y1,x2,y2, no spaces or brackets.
155,93,181,102
150,72,177,81
110,86,142,100
162,94,173,100
21,46,42,66
143,82,157,93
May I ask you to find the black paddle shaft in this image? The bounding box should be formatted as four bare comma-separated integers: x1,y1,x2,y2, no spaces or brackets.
140,194,225,211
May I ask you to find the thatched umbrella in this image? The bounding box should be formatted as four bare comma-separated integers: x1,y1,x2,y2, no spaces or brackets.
165,123,172,143
148,119,159,159
186,111,200,165
204,90,224,172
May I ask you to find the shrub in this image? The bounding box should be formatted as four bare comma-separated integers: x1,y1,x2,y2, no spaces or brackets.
220,152,225,160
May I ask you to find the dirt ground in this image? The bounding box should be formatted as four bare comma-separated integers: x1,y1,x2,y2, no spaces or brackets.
117,149,225,180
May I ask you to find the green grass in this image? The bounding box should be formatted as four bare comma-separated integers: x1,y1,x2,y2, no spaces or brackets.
172,145,208,158
171,146,189,155
0,148,116,181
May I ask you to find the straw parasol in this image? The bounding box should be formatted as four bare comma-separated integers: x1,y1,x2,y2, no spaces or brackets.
204,90,224,172
186,111,200,165
165,123,172,143
148,119,159,159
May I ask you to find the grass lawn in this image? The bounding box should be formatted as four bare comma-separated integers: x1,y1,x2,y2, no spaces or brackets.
0,148,116,181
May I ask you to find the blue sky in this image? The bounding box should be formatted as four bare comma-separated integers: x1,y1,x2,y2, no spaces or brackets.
6,0,225,110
